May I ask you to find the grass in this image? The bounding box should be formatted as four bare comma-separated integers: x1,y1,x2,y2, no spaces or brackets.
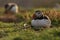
0,8,60,40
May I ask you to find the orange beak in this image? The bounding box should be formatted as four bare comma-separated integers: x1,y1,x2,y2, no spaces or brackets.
32,14,36,19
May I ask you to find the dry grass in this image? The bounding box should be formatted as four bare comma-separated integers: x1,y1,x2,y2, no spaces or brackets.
0,8,60,40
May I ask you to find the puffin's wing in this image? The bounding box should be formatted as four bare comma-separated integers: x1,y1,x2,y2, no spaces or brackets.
44,15,50,20
43,15,51,26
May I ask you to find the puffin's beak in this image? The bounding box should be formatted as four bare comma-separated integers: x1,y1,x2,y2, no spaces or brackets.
32,14,36,19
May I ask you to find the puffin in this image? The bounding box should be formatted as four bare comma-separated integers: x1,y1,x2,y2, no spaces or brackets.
4,3,18,14
0,3,19,22
31,10,51,31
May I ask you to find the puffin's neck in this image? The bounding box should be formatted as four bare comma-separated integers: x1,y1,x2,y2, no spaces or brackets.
34,15,44,20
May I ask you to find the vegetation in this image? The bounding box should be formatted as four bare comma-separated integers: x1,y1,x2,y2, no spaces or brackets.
0,8,60,40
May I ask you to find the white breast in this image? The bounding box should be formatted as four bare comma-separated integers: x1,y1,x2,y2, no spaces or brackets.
31,19,51,29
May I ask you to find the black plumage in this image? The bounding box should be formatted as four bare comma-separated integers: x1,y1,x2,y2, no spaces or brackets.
34,10,48,20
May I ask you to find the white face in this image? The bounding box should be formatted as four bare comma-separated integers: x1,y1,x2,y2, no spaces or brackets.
35,11,43,17
10,5,18,13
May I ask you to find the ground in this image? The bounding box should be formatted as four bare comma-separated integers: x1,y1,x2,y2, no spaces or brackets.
0,8,60,40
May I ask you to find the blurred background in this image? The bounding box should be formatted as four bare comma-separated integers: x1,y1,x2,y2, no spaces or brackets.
0,0,60,8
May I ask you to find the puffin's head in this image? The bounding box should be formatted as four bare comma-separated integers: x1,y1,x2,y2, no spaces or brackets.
33,10,43,19
4,3,18,14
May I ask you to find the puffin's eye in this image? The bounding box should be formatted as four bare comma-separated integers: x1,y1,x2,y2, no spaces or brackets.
12,5,15,6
